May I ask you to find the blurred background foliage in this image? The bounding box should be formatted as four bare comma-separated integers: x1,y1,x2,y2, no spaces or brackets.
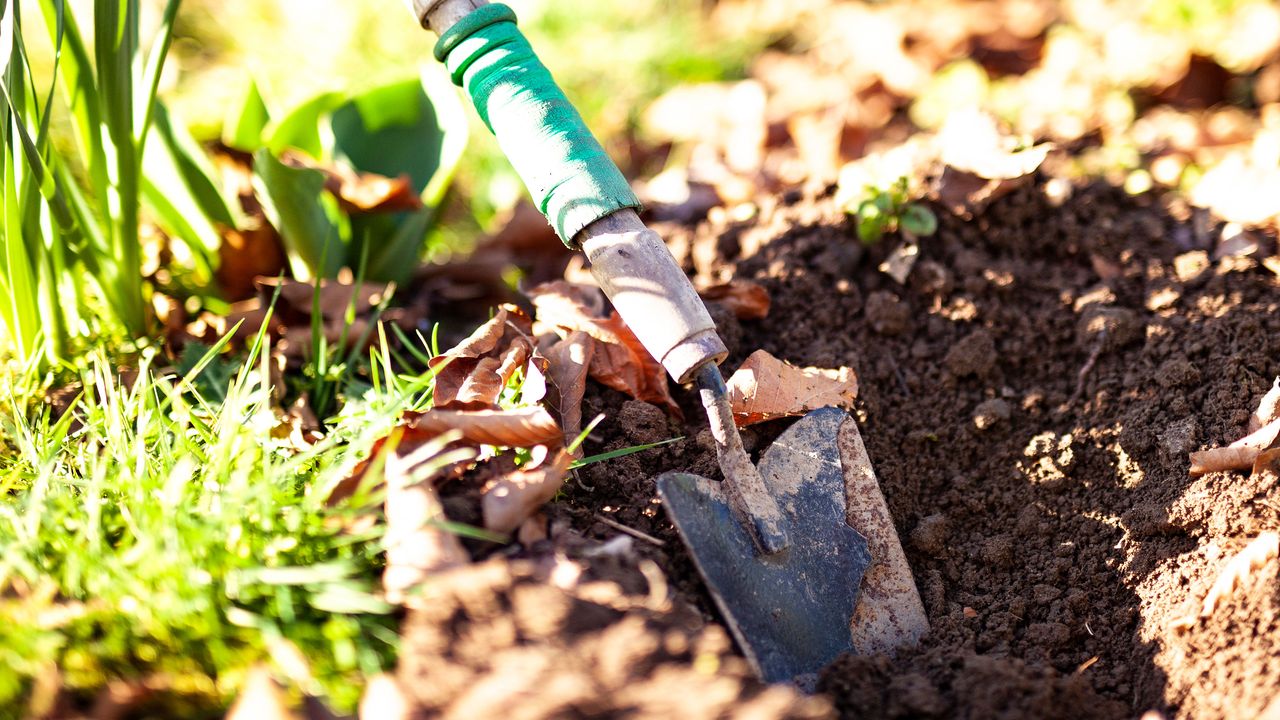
155,0,1280,234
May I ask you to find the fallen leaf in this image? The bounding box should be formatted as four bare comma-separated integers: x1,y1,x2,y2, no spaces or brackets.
1189,416,1280,476
726,349,859,426
259,276,390,319
405,406,564,448
530,282,681,416
217,223,287,301
540,330,594,450
1250,377,1280,433
698,280,771,320
429,305,534,410
935,110,1051,217
482,446,574,534
1171,532,1279,631
227,666,296,720
383,442,472,604
327,426,474,507
281,150,422,214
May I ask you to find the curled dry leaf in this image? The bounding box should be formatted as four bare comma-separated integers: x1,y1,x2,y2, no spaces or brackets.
405,406,564,448
1171,532,1279,631
1189,416,1280,476
260,276,390,319
540,330,594,450
280,150,422,214
217,224,286,302
936,110,1051,217
482,446,574,534
530,282,680,416
429,305,534,410
383,448,471,605
1250,377,1280,433
726,349,859,426
697,280,771,320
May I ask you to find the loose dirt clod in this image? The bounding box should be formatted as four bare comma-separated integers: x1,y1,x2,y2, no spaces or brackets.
944,329,997,377
397,556,833,720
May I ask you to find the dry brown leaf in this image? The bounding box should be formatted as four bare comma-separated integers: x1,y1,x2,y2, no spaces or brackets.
530,282,681,416
936,110,1052,217
217,223,286,302
726,349,858,426
429,305,534,410
1250,377,1280,433
382,446,471,604
698,280,771,320
1189,416,1280,476
280,150,422,214
541,330,594,450
405,406,564,448
1171,532,1280,631
482,446,574,534
259,277,390,319
227,666,296,720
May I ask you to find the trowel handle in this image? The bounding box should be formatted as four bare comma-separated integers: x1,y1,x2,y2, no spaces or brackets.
414,0,728,383
580,211,728,384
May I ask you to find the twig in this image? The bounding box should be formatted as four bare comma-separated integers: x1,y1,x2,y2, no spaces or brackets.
1071,330,1107,405
593,514,666,546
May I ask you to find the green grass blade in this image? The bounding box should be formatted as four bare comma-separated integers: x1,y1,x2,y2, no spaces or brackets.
570,436,683,470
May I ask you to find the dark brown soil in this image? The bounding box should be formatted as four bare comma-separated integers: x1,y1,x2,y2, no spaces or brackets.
400,176,1280,719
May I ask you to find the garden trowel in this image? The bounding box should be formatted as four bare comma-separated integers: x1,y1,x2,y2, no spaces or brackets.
411,0,928,687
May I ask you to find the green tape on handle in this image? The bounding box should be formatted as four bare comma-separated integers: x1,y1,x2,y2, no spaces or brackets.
434,4,641,247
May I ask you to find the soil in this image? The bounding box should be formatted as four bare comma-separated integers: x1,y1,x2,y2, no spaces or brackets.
400,175,1280,719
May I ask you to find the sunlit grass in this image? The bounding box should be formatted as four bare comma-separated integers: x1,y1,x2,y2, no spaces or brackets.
0,319,445,715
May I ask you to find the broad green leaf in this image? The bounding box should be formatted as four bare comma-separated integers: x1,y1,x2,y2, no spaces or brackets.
224,76,270,151
332,72,467,283
264,89,344,160
253,148,343,280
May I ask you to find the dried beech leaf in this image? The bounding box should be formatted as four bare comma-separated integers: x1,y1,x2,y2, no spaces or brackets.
280,150,422,213
217,224,286,302
541,331,594,450
1172,532,1279,631
382,450,470,604
698,280,771,320
1189,416,1280,476
935,110,1051,217
405,406,563,448
482,448,573,534
1250,377,1280,433
938,110,1051,180
726,349,858,426
530,282,681,416
590,313,682,416
257,277,391,320
430,305,534,410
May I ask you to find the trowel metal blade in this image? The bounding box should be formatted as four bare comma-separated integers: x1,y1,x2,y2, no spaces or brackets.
657,407,871,687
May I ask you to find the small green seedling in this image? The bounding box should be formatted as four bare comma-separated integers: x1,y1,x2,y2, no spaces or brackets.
850,177,938,245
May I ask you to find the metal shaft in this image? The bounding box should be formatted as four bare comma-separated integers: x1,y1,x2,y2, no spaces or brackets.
696,365,790,555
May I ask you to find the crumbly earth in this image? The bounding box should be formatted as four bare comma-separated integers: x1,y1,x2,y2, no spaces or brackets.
402,176,1280,719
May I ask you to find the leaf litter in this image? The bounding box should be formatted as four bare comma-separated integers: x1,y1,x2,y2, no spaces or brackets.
725,349,859,426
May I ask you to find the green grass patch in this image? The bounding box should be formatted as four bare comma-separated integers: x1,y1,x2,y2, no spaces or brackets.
0,322,442,715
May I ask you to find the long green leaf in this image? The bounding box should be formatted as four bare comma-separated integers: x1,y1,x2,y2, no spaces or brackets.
253,148,344,280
